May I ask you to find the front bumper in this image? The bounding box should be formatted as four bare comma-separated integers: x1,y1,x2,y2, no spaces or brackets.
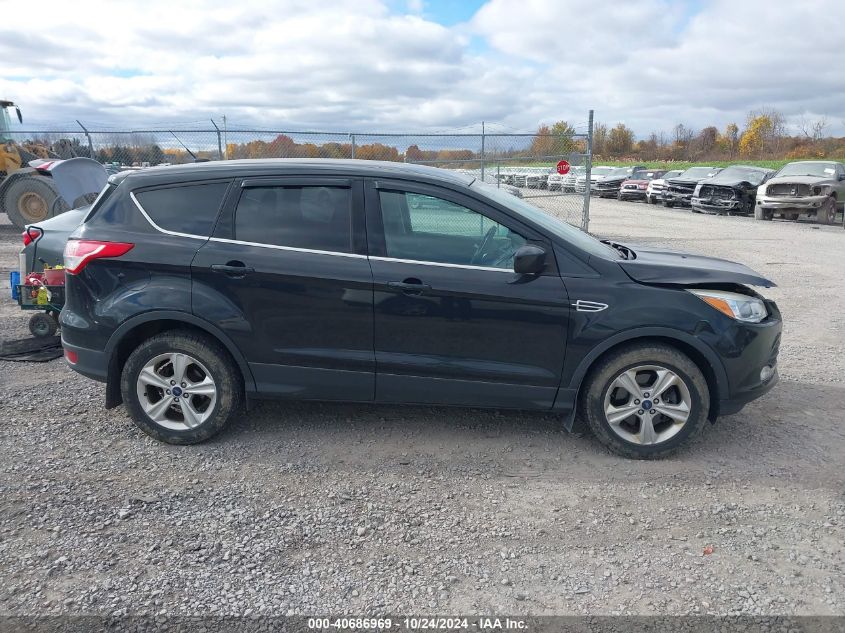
713,301,782,418
757,194,827,211
663,191,693,206
691,196,743,213
619,189,647,200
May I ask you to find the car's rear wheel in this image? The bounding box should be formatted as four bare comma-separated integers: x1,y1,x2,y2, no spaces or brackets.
817,197,836,225
580,343,710,459
121,331,242,444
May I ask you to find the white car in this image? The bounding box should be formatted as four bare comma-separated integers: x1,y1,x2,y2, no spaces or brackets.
574,166,614,193
548,166,585,191
645,169,684,204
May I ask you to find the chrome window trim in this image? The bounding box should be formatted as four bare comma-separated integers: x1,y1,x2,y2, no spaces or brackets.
208,237,366,259
368,255,513,273
130,191,209,241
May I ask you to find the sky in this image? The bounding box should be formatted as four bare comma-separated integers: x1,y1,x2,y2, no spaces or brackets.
0,0,842,137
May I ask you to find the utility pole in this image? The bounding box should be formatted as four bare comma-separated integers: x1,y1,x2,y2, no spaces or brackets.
222,114,228,159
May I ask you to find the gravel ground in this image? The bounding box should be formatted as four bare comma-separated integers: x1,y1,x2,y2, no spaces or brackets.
0,199,843,618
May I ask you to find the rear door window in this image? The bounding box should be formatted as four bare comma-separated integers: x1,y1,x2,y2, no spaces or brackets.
234,185,353,253
135,181,230,236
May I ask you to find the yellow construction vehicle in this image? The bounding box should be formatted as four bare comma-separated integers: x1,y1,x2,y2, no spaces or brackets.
0,100,80,228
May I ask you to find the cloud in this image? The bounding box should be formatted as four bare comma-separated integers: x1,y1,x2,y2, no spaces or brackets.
0,0,843,136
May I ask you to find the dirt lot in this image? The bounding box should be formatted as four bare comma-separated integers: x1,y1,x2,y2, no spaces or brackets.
0,199,843,618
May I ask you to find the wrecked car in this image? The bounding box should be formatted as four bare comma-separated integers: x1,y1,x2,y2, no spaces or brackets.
663,167,721,208
593,166,648,199
755,161,845,224
691,165,775,215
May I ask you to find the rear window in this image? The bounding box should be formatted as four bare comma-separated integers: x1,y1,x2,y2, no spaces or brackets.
234,185,353,253
135,181,230,236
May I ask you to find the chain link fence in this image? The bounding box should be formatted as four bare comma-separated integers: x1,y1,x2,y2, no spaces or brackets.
8,118,593,229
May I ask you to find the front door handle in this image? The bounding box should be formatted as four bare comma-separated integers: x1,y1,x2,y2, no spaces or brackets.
388,279,431,295
211,262,255,276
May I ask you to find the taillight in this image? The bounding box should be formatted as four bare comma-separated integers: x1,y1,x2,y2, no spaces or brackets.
64,240,134,275
64,349,78,364
22,227,42,246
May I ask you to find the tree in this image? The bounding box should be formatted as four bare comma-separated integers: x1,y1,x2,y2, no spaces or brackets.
739,114,773,158
591,122,608,156
405,144,424,163
606,123,635,156
718,123,740,159
696,126,718,157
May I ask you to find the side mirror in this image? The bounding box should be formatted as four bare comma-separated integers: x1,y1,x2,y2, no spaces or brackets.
513,244,546,275
838,173,845,181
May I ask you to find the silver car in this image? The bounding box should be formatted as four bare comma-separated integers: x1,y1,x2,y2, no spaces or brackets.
755,161,845,224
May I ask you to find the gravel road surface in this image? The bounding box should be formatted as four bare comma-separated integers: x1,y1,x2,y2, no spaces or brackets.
0,199,842,618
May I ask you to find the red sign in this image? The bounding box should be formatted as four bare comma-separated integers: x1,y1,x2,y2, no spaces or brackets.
556,160,570,175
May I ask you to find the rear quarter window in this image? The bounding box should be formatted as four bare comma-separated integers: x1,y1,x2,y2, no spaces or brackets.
134,181,230,236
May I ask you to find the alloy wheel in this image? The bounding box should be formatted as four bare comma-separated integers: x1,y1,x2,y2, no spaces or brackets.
136,352,217,431
603,364,692,445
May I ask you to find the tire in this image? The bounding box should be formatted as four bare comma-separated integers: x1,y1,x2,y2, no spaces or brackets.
816,197,836,225
786,213,799,221
579,343,710,459
754,205,773,221
120,330,242,444
2,175,69,229
664,200,674,208
29,312,58,338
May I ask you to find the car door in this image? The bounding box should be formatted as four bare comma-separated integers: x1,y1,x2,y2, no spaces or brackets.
365,179,570,409
191,176,374,401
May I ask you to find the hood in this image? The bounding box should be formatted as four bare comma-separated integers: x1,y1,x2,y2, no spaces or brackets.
703,172,768,187
617,243,775,288
668,177,707,185
598,175,628,184
765,174,835,186
623,178,649,185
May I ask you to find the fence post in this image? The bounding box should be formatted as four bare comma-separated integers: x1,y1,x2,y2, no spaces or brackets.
480,121,485,181
76,120,94,159
210,119,223,160
583,109,594,232
350,134,356,159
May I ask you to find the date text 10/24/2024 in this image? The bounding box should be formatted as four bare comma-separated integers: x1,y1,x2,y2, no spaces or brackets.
307,617,528,630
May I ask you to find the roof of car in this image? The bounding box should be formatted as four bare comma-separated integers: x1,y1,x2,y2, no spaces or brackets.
112,158,476,188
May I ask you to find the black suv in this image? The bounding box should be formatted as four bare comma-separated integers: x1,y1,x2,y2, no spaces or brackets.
61,159,782,459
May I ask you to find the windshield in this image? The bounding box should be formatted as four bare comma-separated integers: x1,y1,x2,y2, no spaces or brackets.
589,166,614,177
715,166,770,185
607,167,633,178
663,170,684,179
776,162,838,178
630,171,662,181
472,181,621,259
679,167,720,179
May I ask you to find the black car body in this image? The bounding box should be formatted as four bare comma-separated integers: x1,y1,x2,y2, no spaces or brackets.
664,167,722,207
691,166,775,215
60,159,781,459
593,166,648,198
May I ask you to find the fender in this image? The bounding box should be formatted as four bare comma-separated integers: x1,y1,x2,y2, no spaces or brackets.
104,310,257,405
556,326,729,431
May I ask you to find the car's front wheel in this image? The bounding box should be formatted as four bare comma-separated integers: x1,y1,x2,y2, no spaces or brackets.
580,343,710,459
817,197,836,225
121,330,242,444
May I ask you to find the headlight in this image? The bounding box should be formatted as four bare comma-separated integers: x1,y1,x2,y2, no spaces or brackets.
689,289,767,323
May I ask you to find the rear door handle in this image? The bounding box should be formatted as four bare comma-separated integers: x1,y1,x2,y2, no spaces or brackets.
388,279,431,295
211,263,254,276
